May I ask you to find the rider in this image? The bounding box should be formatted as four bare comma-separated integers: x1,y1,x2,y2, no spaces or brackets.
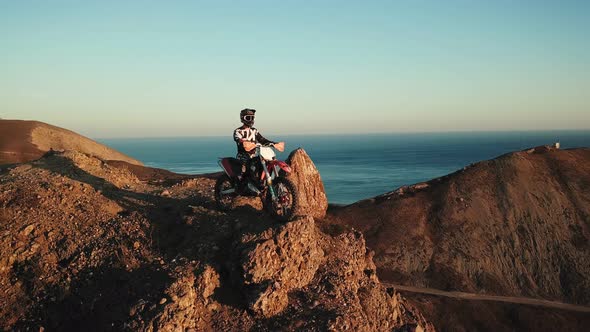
233,108,276,185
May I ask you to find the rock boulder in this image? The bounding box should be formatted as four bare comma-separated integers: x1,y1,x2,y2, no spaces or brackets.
286,148,328,219
129,264,220,332
237,216,324,317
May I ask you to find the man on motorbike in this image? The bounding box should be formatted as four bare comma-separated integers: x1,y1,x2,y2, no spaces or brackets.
215,108,296,220
233,108,277,189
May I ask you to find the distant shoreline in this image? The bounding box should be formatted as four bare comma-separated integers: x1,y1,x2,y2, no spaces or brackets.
94,129,590,141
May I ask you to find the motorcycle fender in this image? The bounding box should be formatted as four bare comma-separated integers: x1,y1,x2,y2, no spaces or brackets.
274,161,292,173
219,159,237,178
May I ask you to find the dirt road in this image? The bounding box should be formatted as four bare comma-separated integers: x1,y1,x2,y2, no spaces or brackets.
383,283,590,313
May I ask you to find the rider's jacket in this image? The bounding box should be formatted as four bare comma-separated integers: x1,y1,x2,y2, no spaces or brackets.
233,125,275,160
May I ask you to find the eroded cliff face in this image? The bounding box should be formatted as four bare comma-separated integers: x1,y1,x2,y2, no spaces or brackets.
0,151,432,331
332,147,590,305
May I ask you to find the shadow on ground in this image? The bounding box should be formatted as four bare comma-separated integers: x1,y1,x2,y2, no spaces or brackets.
16,154,285,329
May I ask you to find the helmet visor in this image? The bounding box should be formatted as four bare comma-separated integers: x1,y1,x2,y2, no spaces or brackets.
243,115,255,122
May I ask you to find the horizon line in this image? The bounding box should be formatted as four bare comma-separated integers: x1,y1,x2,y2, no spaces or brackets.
94,128,590,140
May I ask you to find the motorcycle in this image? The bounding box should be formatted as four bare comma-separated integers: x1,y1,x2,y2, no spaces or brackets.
215,142,299,222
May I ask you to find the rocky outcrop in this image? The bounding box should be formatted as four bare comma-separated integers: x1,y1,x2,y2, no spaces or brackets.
235,217,433,331
317,231,434,331
287,148,328,219
236,216,325,317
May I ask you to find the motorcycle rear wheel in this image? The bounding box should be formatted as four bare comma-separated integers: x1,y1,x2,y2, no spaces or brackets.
265,177,298,222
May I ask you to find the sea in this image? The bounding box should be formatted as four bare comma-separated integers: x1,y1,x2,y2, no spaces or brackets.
99,131,590,205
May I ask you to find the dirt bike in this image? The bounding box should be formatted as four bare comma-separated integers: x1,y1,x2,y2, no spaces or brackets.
215,142,299,222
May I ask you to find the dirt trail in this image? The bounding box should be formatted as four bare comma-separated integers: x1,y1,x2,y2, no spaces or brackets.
384,283,590,313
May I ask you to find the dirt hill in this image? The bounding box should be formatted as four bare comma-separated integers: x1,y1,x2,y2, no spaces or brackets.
0,120,142,165
0,151,432,331
330,146,590,308
2,120,589,330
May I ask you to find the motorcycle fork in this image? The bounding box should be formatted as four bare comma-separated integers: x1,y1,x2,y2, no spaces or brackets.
260,158,277,201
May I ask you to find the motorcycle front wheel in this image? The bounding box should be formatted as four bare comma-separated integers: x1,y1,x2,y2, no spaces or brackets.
265,177,298,222
214,174,237,211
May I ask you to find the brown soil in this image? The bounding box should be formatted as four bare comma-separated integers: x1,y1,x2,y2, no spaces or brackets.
0,120,142,165
0,151,430,331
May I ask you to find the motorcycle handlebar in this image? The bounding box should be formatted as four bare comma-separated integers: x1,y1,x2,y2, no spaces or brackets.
243,141,285,152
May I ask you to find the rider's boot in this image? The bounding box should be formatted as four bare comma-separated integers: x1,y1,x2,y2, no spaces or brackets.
247,181,261,195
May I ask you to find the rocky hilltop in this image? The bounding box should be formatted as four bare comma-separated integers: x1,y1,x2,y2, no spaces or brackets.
0,149,431,331
2,121,590,331
0,120,142,165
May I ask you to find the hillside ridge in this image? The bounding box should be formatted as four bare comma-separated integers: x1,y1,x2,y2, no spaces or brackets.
331,146,590,305
0,119,142,165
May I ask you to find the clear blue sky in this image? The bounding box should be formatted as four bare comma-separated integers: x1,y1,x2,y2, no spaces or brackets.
1,0,589,138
